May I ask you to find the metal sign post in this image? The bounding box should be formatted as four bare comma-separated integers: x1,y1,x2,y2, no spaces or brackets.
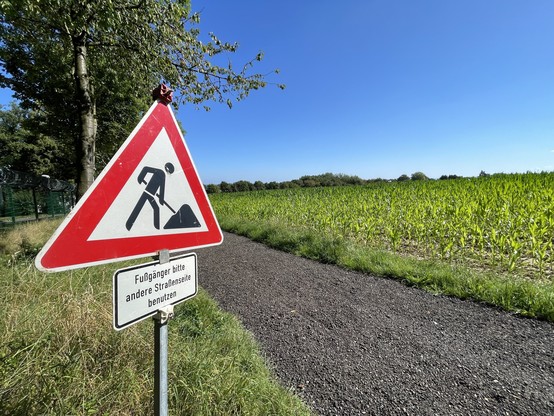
154,249,172,416
154,305,174,416
112,249,198,414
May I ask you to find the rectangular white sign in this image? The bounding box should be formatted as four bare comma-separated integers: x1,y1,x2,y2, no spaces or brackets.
113,253,197,330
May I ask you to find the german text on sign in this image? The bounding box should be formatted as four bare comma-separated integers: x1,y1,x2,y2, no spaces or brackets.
113,253,197,330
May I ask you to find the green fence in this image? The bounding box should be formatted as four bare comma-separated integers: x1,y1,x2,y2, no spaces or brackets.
0,167,75,227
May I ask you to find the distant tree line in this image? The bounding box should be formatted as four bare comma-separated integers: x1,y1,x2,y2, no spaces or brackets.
205,171,469,193
206,173,365,193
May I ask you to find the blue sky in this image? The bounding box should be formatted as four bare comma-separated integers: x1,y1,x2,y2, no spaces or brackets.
3,1,554,184
181,0,554,184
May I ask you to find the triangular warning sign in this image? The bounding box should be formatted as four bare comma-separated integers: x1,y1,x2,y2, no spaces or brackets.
35,101,223,272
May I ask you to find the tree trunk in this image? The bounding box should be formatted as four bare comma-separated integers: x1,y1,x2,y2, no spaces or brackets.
73,35,97,200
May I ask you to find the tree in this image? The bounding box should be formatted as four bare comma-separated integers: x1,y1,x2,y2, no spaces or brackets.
439,174,460,180
0,1,281,198
233,180,253,192
219,181,233,193
411,171,429,181
397,174,410,182
0,103,65,176
253,180,265,191
0,103,32,169
279,181,299,189
205,184,220,194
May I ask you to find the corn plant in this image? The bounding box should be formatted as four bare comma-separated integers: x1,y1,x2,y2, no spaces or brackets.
211,172,554,280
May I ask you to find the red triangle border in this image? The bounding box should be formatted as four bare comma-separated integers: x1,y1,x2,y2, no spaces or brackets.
36,102,223,272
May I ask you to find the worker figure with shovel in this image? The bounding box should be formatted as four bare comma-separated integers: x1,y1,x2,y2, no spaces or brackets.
125,162,174,231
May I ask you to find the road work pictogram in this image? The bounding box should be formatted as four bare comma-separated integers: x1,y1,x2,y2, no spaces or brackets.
126,162,200,231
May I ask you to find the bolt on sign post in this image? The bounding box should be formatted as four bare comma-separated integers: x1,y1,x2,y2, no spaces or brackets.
35,85,223,416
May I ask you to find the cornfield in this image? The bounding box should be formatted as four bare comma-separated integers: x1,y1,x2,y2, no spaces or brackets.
210,172,554,279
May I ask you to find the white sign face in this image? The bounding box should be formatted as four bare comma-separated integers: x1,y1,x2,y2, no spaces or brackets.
113,253,197,330
89,128,209,241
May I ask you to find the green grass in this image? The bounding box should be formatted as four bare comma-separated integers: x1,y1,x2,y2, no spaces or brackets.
218,216,554,322
0,220,312,415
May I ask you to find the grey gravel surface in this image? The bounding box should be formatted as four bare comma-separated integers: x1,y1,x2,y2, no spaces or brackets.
197,232,554,415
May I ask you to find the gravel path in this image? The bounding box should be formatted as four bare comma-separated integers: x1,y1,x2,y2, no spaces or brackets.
198,232,554,415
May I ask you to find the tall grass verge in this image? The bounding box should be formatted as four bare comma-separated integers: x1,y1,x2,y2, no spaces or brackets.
219,216,554,322
0,220,312,415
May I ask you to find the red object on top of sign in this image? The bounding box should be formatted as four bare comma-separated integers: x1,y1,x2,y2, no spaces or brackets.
35,101,223,272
